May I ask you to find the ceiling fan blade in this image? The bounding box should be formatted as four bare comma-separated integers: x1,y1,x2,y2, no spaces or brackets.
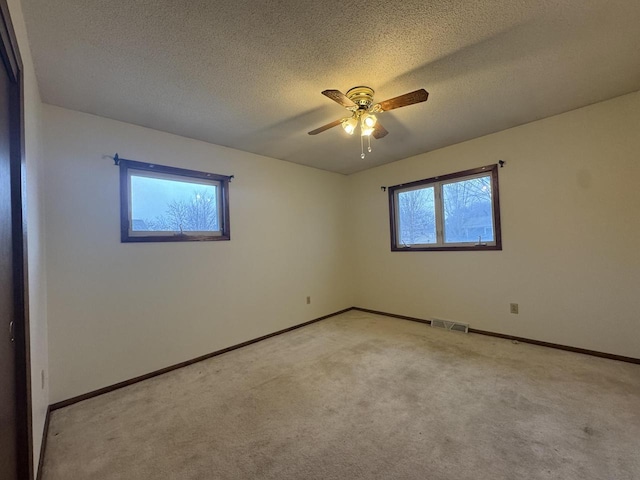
375,89,429,112
322,89,356,109
372,122,388,139
308,118,343,135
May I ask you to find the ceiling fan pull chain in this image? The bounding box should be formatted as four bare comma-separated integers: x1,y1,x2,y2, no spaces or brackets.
368,135,372,153
360,134,365,159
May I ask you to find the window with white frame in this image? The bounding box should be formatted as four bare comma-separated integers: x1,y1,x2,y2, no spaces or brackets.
119,159,231,242
389,164,501,251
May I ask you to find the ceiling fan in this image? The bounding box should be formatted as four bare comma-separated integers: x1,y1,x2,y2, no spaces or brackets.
308,86,429,158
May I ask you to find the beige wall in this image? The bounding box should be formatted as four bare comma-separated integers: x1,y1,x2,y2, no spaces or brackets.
39,87,640,409
349,91,640,359
42,105,353,403
6,0,49,473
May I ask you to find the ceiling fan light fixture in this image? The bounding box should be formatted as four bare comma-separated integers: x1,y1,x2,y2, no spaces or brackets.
360,116,374,136
363,113,377,128
342,117,357,135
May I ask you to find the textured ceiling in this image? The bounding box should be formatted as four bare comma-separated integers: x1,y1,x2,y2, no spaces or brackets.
22,0,640,174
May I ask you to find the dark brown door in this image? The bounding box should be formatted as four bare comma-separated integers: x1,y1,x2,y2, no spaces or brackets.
0,39,18,478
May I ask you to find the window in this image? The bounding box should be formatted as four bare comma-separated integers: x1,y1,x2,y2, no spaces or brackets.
389,164,501,251
119,159,230,242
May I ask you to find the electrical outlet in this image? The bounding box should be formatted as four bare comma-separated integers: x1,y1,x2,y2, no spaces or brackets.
41,370,45,389
510,303,519,314
306,296,311,305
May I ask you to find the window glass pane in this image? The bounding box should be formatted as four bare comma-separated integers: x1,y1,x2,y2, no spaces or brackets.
130,174,219,232
397,186,436,245
442,175,493,243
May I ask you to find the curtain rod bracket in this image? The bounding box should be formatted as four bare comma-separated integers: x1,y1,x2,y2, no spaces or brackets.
381,186,386,192
499,160,505,168
113,153,120,166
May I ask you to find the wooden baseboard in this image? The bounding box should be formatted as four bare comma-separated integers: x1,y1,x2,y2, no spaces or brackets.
353,306,640,365
35,406,51,480
467,327,640,364
48,305,640,412
352,307,431,325
50,307,354,411
37,305,639,473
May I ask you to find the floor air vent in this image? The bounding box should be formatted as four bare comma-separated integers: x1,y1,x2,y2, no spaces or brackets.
430,319,469,333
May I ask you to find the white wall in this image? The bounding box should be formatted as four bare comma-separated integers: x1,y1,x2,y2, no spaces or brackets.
350,91,640,359
40,87,640,405
6,0,49,474
42,105,353,403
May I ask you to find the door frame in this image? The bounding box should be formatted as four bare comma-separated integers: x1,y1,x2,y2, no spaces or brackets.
0,1,33,479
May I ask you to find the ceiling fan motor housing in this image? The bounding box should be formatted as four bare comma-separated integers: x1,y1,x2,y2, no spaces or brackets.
346,86,375,110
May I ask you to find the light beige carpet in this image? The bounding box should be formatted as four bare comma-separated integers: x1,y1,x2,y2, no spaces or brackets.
41,310,640,479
